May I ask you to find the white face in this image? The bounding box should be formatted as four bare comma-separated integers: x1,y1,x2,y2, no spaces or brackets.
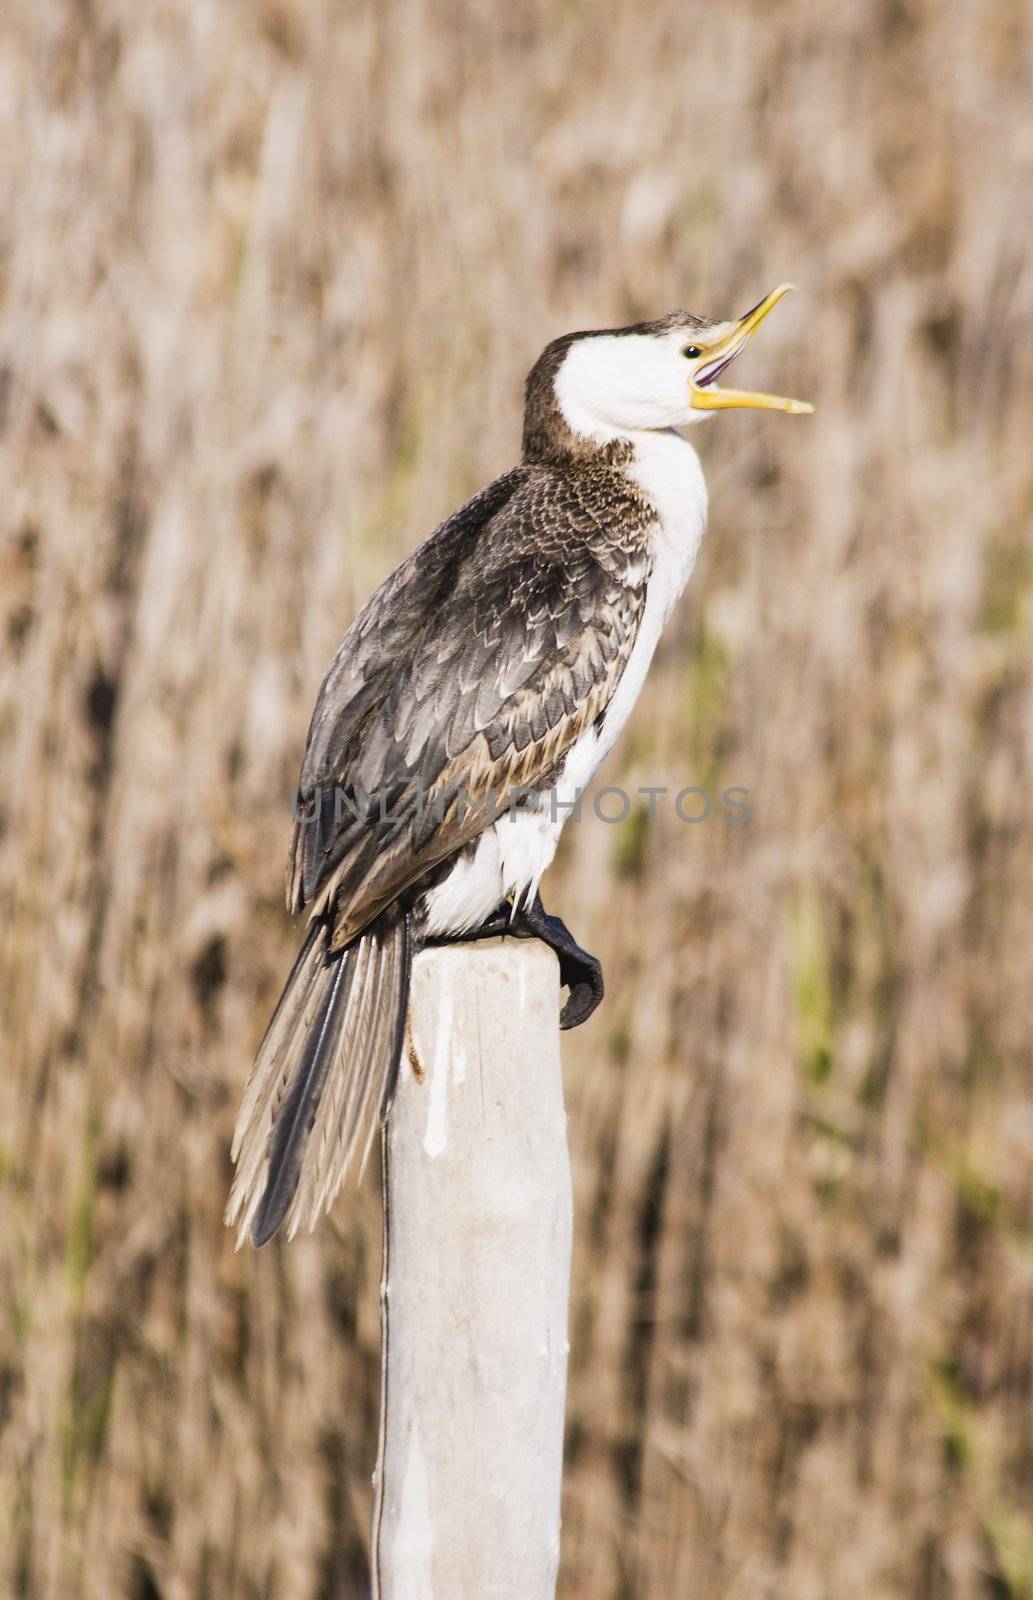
554,325,736,440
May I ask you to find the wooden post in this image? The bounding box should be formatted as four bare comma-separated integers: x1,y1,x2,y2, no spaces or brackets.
372,939,572,1600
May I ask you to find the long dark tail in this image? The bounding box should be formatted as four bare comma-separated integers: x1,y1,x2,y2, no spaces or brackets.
226,911,412,1247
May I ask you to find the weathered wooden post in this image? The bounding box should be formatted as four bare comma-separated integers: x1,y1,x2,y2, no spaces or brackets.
371,939,572,1600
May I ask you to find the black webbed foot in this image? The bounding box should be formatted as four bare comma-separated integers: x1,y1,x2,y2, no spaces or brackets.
427,894,604,1029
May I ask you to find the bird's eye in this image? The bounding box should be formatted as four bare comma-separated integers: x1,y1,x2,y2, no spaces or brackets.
682,345,702,360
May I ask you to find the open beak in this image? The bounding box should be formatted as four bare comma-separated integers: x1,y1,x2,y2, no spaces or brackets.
690,284,813,414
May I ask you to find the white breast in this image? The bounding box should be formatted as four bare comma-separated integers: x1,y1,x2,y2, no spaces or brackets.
586,429,707,772
424,431,708,933
495,430,707,908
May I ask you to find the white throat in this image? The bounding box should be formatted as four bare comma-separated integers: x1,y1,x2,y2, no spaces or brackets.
552,358,642,447
553,342,709,629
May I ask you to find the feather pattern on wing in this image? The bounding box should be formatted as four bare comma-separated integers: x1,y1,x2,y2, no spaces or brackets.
288,462,655,945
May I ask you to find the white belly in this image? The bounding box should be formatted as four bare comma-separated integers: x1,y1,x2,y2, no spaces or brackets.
421,807,559,935
422,827,502,935
423,430,707,934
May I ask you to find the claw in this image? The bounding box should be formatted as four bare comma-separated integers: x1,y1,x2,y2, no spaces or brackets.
515,896,604,1029
559,967,604,1029
425,894,605,1028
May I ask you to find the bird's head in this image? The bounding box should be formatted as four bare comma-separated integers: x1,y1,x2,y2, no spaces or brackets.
524,285,813,462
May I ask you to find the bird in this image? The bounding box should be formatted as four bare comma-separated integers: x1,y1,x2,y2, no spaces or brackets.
226,284,812,1248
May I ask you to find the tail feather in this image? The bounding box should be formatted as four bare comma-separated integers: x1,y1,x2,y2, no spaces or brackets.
226,923,325,1229
303,934,378,1222
225,912,413,1248
249,947,354,1247
300,916,411,1224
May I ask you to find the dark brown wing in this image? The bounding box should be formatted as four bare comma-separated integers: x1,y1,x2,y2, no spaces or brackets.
288,464,652,946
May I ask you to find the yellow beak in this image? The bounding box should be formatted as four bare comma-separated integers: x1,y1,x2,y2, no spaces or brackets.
690,284,814,414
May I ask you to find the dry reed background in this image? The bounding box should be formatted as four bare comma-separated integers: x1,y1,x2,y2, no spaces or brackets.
2,0,1032,1596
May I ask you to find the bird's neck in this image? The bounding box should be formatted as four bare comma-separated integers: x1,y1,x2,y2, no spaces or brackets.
521,415,634,470
522,385,704,495
521,357,635,467
521,367,708,573
523,414,708,604
525,400,708,531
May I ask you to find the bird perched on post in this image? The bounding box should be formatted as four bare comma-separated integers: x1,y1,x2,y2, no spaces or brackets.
227,285,812,1247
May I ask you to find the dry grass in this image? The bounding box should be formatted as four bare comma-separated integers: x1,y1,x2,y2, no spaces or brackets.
2,1,1033,1596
